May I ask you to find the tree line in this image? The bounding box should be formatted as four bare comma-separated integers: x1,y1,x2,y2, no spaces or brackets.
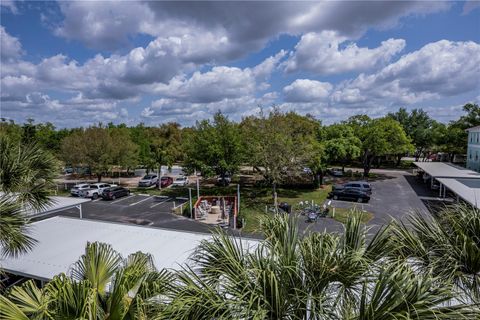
1,103,477,187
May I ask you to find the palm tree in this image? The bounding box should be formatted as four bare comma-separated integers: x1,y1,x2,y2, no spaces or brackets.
388,204,480,305
2,210,478,318
0,136,59,257
162,212,474,319
0,242,174,319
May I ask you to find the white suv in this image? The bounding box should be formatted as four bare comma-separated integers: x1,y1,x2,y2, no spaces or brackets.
80,183,117,199
70,184,91,197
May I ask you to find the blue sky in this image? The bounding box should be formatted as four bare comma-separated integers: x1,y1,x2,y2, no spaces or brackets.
1,1,479,128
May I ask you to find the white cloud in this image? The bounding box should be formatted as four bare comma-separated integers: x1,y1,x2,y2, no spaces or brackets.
1,26,23,62
333,40,480,105
285,31,405,75
53,1,448,56
283,79,333,102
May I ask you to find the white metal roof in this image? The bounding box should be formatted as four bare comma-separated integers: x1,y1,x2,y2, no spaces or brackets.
437,178,480,208
413,162,480,179
26,196,90,217
0,216,257,281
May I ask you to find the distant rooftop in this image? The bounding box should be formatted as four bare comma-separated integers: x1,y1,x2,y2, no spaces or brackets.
466,126,480,132
413,162,480,179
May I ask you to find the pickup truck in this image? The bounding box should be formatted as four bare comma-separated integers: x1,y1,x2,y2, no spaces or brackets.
79,183,117,199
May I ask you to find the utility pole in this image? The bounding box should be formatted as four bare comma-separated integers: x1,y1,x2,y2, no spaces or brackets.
196,177,200,199
189,188,193,219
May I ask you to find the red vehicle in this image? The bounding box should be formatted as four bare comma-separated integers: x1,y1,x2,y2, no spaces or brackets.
157,176,174,188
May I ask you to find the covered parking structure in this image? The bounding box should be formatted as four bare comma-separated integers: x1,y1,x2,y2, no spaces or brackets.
413,162,480,208
0,216,257,283
26,196,90,219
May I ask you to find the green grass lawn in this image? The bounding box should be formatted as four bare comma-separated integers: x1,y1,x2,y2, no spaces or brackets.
331,207,374,224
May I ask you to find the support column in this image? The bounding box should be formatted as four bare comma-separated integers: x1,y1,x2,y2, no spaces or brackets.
78,204,83,219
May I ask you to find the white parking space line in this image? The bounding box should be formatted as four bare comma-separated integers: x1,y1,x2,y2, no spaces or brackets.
150,198,171,208
110,195,135,204
92,198,102,202
129,195,152,207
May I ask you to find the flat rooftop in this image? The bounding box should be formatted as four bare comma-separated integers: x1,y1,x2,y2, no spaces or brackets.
26,196,90,217
0,216,257,281
437,177,480,208
413,162,480,179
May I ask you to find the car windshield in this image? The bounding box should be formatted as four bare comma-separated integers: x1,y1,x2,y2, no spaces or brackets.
143,175,155,179
175,177,184,181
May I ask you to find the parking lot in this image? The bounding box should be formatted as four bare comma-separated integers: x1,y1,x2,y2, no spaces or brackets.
42,169,447,237
35,193,212,234
297,169,440,234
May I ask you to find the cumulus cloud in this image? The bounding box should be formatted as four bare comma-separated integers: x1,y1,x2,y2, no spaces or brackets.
284,31,405,75
1,26,23,62
332,40,480,105
54,1,448,57
283,79,333,102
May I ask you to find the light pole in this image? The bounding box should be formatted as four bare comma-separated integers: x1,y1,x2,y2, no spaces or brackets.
189,188,193,219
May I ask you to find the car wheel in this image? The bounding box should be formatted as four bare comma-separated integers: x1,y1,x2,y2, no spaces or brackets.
93,193,98,200
357,198,363,203
333,195,338,200
127,191,131,195
112,195,116,200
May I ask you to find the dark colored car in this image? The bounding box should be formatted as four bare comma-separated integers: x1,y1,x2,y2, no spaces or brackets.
157,176,174,188
333,181,372,195
328,188,370,203
101,187,130,200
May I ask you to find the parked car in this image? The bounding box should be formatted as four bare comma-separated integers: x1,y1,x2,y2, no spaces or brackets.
138,174,158,187
79,183,117,199
333,181,372,194
101,187,130,200
216,174,232,186
172,176,189,187
157,176,174,188
70,184,91,197
328,168,344,177
328,188,370,203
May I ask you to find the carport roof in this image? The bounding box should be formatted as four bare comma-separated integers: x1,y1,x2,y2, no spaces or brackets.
25,196,90,217
0,216,257,281
413,162,480,179
437,178,480,208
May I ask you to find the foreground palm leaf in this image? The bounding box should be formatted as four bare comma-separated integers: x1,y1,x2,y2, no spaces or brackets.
0,135,59,257
1,242,174,319
389,204,480,304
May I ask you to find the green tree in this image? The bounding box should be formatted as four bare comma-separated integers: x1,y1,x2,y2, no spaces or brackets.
388,108,438,162
323,123,361,171
147,123,183,188
60,126,137,182
241,109,320,203
0,135,59,257
184,112,243,183
0,242,173,319
347,116,413,177
162,213,474,318
389,204,480,304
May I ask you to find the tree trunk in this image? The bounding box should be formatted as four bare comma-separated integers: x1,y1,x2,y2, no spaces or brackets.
363,151,374,178
396,154,402,167
97,173,102,182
